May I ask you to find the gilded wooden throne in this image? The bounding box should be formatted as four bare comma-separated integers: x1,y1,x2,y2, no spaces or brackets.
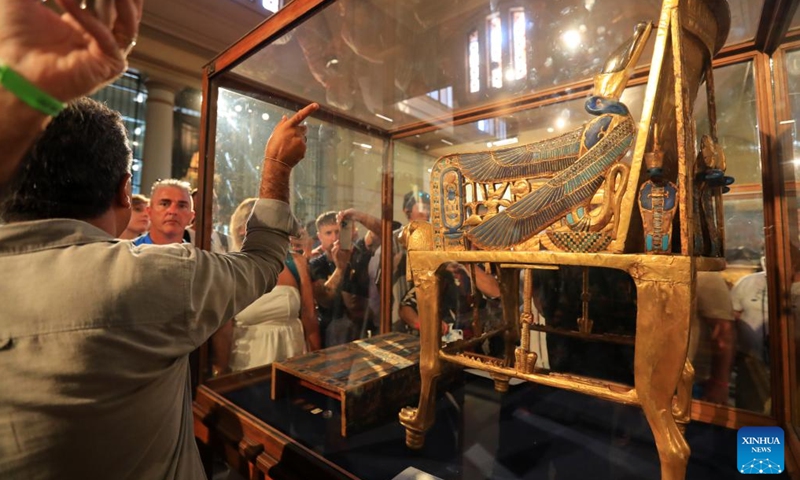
398,1,731,479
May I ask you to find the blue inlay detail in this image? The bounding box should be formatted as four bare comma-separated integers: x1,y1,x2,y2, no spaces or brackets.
585,96,630,116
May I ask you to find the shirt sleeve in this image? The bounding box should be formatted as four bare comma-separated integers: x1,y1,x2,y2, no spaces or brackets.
696,272,734,321
730,277,746,312
182,199,299,348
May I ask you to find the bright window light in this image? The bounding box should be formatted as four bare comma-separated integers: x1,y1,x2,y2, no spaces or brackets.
488,14,503,89
469,30,481,93
511,9,527,81
262,0,280,12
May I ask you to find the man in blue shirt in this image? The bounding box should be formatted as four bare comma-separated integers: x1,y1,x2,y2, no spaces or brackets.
133,178,194,245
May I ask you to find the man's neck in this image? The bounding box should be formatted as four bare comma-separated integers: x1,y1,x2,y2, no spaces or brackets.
85,210,119,237
149,229,183,245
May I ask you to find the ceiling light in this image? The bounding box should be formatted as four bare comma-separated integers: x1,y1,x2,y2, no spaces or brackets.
561,29,581,50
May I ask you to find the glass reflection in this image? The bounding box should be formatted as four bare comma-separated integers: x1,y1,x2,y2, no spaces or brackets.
232,0,662,128
231,0,759,131
399,262,502,343
726,0,764,45
694,61,770,412
780,48,800,433
532,266,637,385
211,89,385,371
691,271,737,405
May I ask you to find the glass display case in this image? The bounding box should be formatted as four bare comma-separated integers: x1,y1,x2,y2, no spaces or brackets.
194,0,800,478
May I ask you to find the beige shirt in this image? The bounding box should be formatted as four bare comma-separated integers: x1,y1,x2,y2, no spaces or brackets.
0,200,296,480
690,271,735,381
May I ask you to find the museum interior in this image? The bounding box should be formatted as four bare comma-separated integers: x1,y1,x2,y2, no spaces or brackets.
81,0,800,478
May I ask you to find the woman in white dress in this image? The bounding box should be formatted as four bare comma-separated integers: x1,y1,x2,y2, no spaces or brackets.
211,199,320,375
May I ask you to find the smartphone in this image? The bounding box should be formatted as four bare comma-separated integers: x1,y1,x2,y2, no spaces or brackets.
339,220,353,250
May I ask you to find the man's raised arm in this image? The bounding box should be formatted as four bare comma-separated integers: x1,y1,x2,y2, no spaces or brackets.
259,103,319,201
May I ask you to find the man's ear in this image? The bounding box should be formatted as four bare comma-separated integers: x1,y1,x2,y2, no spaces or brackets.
116,173,132,208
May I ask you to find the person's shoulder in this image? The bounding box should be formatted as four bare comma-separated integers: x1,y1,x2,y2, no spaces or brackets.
696,271,728,291
128,239,194,259
354,237,370,253
309,253,330,270
733,271,764,289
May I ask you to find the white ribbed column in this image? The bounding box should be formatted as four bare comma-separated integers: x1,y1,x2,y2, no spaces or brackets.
140,81,176,195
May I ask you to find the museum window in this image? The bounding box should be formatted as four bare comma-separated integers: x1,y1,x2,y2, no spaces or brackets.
509,8,527,82
487,12,503,89
89,70,147,194
427,86,453,109
468,7,529,94
468,29,481,94
172,88,203,187
261,0,280,11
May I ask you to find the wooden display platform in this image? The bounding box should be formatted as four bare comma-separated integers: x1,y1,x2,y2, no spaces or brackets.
271,332,421,436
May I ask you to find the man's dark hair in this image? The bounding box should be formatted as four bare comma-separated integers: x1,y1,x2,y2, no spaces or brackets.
403,190,431,212
1,97,131,222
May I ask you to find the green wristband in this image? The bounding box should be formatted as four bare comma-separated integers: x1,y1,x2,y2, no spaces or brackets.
0,64,65,116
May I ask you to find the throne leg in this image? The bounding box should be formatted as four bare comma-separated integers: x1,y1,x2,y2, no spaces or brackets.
634,280,691,480
499,267,522,366
400,272,442,449
673,359,695,434
491,373,510,393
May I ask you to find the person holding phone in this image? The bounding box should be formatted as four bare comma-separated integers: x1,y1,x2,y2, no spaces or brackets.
309,208,381,346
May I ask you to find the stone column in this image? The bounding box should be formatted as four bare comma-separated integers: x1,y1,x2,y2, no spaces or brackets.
140,81,176,194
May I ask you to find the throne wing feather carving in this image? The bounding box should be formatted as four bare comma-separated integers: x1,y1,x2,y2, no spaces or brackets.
467,113,636,249
456,128,583,182
452,22,652,250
